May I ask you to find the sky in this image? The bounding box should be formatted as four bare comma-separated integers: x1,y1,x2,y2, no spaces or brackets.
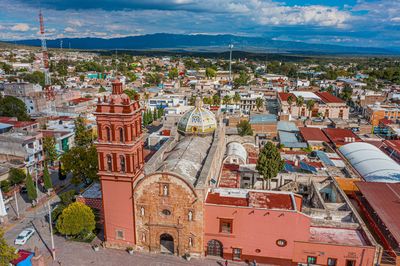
0,0,399,48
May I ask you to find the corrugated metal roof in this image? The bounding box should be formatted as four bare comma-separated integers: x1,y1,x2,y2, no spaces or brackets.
339,142,400,182
249,114,277,124
355,182,400,245
279,131,308,148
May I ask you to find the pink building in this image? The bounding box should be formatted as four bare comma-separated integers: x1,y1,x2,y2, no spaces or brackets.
204,188,379,265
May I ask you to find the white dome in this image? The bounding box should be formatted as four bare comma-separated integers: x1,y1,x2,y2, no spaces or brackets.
178,98,217,135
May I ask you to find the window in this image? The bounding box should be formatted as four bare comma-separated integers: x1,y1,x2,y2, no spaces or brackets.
219,219,233,234
232,248,241,260
327,258,337,266
107,155,112,171
140,207,145,216
119,128,124,143
106,127,111,142
188,237,193,247
345,260,356,266
307,256,317,264
161,209,171,216
120,155,126,172
276,239,287,247
116,230,124,240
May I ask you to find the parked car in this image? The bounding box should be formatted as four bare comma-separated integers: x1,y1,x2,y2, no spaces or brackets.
14,228,35,245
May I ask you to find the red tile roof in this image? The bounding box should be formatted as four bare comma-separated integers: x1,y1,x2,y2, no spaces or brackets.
355,182,400,244
206,192,248,206
218,164,240,188
299,127,330,142
0,117,36,128
315,91,344,103
322,128,361,146
278,92,296,102
10,249,33,265
70,97,92,104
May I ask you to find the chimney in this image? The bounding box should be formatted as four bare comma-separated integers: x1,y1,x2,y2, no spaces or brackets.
112,80,123,95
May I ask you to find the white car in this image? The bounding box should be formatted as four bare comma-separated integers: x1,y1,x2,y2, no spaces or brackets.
14,228,35,245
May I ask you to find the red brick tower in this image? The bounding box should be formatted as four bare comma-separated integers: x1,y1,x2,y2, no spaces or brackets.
94,80,144,247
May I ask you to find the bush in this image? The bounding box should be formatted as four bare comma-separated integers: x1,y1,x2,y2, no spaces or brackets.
0,180,11,193
8,168,25,186
59,190,76,206
56,202,96,237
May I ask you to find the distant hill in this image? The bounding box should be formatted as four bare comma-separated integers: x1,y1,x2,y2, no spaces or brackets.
9,33,399,55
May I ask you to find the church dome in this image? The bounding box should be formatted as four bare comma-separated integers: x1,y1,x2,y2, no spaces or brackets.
178,97,217,135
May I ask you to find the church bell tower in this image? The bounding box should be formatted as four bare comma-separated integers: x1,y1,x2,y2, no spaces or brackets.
94,80,144,247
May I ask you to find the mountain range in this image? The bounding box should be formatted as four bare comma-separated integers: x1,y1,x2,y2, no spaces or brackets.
10,33,399,55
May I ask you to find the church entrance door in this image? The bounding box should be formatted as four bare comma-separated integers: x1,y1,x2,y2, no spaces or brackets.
160,233,174,254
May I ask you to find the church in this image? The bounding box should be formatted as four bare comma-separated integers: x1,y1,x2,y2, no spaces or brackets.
94,80,225,257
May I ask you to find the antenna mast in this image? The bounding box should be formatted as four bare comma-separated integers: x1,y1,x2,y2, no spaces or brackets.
39,11,54,100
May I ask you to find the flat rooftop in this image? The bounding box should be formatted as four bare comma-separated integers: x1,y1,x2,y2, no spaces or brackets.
206,188,295,211
309,227,367,246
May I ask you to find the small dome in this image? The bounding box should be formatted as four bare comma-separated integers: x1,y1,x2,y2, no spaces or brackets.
178,97,217,135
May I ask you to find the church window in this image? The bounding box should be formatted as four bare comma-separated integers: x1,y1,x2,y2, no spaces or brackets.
162,209,171,216
120,155,126,172
189,237,194,247
119,127,124,143
106,155,112,171
116,230,124,240
106,127,111,142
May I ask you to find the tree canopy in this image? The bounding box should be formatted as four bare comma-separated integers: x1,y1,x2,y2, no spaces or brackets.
74,117,92,148
43,164,53,191
56,202,96,237
0,96,30,121
256,142,284,189
26,171,37,202
237,120,253,136
8,168,25,186
0,228,17,266
43,136,57,163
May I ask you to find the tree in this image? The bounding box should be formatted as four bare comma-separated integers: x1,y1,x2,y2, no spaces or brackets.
287,95,294,112
58,161,66,181
98,86,107,93
222,95,231,110
255,97,264,111
25,171,37,202
0,228,18,266
212,94,221,106
8,168,25,186
205,67,217,79
256,142,285,190
157,107,164,119
237,120,253,136
74,117,92,147
153,108,158,121
59,190,76,206
306,100,316,118
61,145,98,185
19,71,45,87
168,68,179,80
340,84,353,103
0,96,30,121
56,202,96,237
43,136,57,164
296,96,304,117
43,164,53,191
124,89,138,100
234,71,250,88
233,92,241,105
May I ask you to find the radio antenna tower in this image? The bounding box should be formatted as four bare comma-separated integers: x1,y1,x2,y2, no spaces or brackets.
39,11,54,101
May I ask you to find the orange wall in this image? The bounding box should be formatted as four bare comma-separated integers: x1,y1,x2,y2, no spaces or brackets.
204,204,311,261
101,179,135,246
293,241,376,266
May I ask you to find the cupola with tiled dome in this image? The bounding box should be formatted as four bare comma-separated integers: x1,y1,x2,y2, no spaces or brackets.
177,97,217,135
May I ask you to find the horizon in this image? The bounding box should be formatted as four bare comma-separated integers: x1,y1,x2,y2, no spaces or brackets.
0,0,399,49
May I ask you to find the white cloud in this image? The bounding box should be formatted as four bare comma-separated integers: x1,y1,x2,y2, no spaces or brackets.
64,27,76,32
10,23,30,32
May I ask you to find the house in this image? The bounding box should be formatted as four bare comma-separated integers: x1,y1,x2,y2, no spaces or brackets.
322,128,361,147
299,127,330,150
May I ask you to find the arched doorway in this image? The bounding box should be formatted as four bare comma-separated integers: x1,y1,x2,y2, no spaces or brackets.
207,239,223,257
160,233,174,254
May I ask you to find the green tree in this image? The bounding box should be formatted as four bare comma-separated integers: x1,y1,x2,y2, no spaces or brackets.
233,92,241,105
98,86,106,93
61,145,98,185
59,190,76,206
8,168,25,186
0,228,18,266
168,68,179,79
205,67,217,79
20,71,45,87
43,164,53,191
43,136,57,164
74,117,92,148
296,96,304,117
153,108,158,121
237,120,253,136
25,171,37,202
255,97,264,111
0,96,30,121
222,95,231,110
124,89,138,100
0,180,11,193
234,71,250,88
340,84,353,103
56,202,96,237
256,142,285,190
212,94,221,106
58,161,66,181
306,100,316,118
157,107,164,119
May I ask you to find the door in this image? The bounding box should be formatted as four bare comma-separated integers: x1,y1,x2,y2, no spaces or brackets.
160,233,174,254
207,239,223,257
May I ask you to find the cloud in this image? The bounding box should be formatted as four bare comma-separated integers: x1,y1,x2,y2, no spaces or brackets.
64,27,76,32
10,23,30,32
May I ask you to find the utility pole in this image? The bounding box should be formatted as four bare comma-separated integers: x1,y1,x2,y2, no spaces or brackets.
47,201,56,260
229,44,233,85
14,188,20,219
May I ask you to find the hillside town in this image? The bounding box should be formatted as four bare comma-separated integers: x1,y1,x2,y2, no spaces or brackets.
0,46,399,266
